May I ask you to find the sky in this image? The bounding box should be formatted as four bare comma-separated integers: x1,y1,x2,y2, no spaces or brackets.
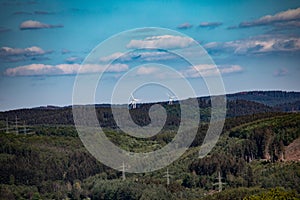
0,0,300,111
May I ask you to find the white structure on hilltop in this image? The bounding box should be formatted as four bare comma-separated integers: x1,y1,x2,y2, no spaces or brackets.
167,93,176,105
129,94,141,109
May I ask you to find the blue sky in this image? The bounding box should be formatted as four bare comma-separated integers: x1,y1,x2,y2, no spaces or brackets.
0,0,300,111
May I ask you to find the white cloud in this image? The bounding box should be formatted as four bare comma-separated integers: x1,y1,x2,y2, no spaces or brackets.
0,46,47,56
198,22,222,28
239,7,300,27
177,23,193,29
61,49,71,54
20,20,63,30
220,65,243,74
0,46,51,62
136,66,160,75
126,35,194,49
205,35,300,54
0,27,11,33
274,20,300,28
274,68,289,77
99,52,125,62
99,51,176,62
4,63,128,76
5,64,59,76
181,64,243,78
138,51,176,61
65,56,82,64
34,11,53,15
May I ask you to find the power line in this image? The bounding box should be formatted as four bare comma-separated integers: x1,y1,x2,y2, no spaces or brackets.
23,121,27,134
6,117,8,133
15,116,19,134
122,162,126,180
1,118,34,135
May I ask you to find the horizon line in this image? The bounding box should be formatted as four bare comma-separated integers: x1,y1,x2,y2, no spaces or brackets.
1,89,300,112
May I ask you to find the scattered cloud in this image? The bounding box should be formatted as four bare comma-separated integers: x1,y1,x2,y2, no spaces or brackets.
20,20,63,30
0,46,47,56
99,52,125,62
274,68,288,77
204,35,300,55
13,10,54,15
226,25,238,30
0,46,51,62
61,49,71,54
136,51,176,61
198,22,222,28
0,27,11,33
181,64,243,78
34,11,54,15
270,20,300,31
71,8,93,13
4,63,128,76
136,66,160,75
99,51,176,63
13,11,32,15
239,7,300,28
127,66,180,80
177,23,193,29
274,20,300,27
266,21,300,34
2,1,37,6
65,56,82,64
126,35,195,49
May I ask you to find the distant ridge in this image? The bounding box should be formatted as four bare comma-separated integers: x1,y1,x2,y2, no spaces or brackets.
226,91,300,106
0,91,299,126
6,90,300,111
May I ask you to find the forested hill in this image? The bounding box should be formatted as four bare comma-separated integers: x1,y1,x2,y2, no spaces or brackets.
0,111,299,199
0,91,299,126
226,91,300,106
0,91,299,199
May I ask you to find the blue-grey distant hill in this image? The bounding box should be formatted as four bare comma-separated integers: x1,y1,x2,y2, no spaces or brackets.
0,91,299,126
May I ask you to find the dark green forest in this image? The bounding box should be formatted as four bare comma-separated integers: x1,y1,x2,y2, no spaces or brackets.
0,91,300,199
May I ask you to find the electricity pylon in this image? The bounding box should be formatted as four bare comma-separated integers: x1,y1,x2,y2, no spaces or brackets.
213,171,226,192
118,162,128,181
15,116,19,134
164,168,172,186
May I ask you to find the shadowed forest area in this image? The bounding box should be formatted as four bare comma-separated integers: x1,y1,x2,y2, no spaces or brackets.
0,91,300,199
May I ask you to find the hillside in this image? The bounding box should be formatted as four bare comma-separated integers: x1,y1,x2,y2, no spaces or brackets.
226,91,300,106
0,91,299,199
285,137,300,161
275,100,300,112
2,90,300,126
0,111,299,199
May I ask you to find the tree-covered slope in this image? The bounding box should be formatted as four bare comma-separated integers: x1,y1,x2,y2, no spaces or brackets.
0,112,299,199
2,90,300,127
